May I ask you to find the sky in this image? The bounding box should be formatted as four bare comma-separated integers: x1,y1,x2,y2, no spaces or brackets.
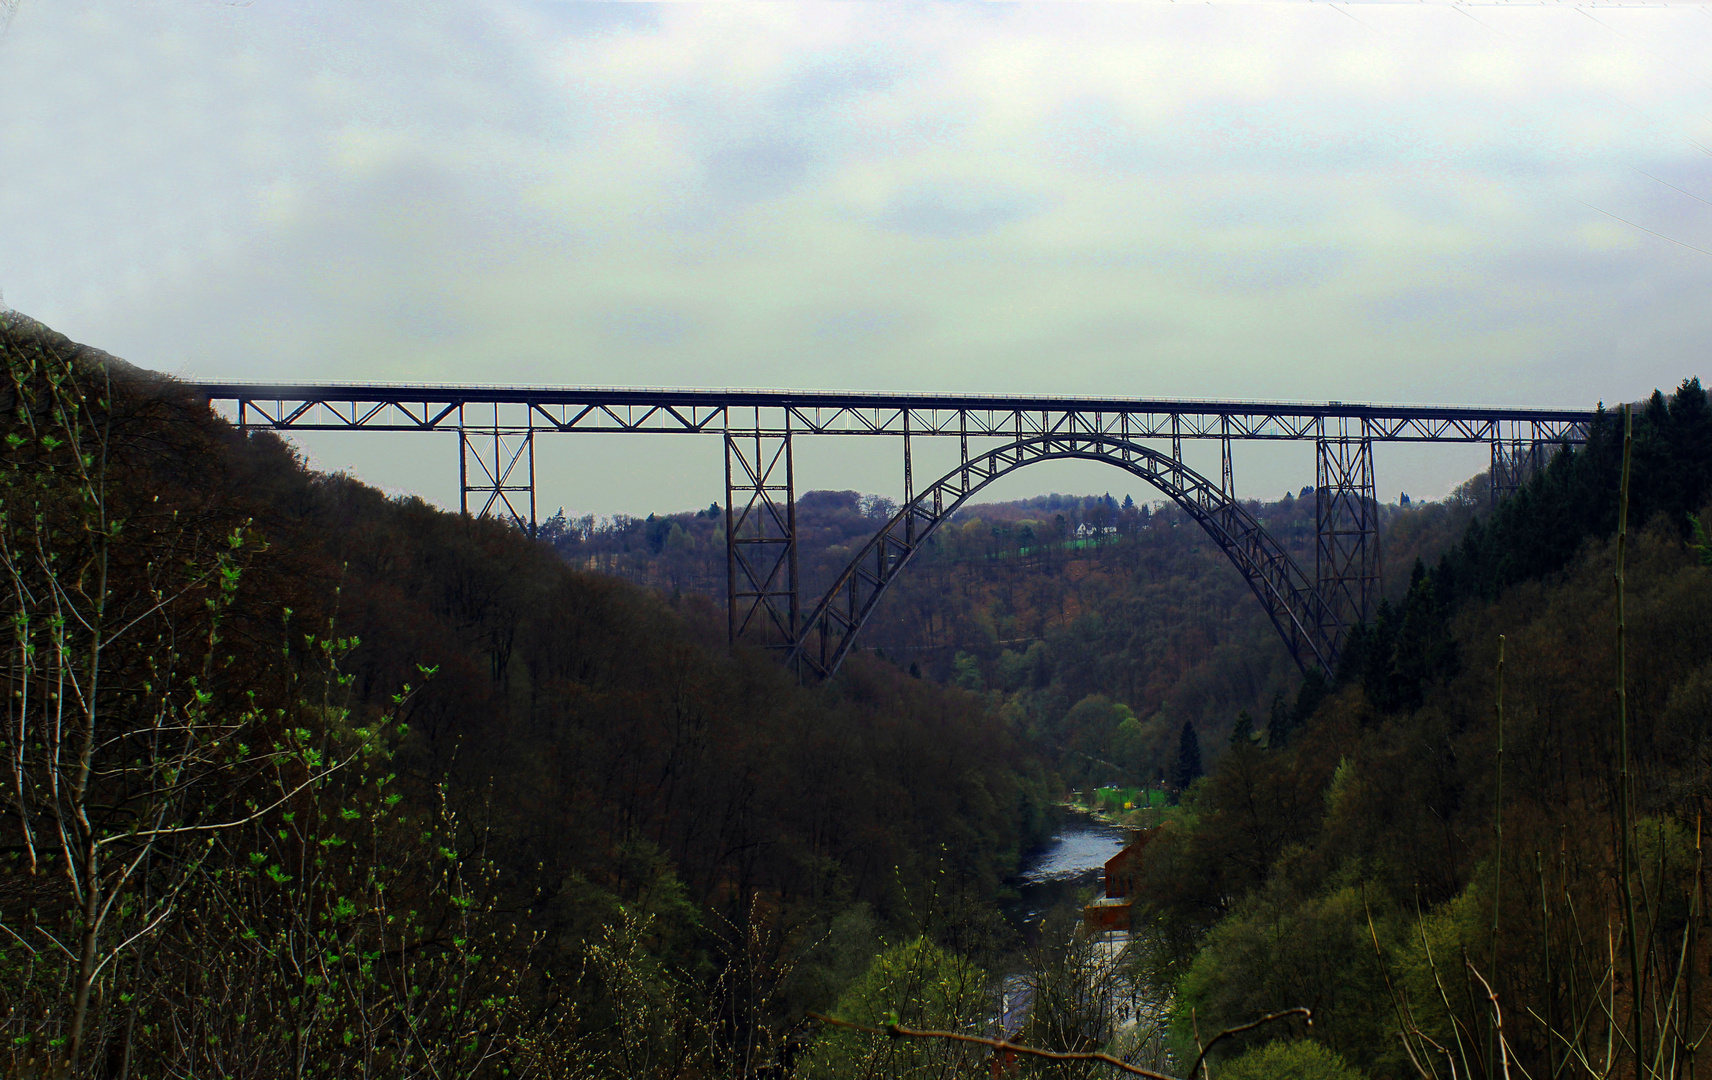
2,0,1710,517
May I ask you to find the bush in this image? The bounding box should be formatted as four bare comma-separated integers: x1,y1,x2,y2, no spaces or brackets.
797,936,989,1080
1221,1039,1362,1080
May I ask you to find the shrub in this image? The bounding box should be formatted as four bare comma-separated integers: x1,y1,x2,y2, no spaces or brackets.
1221,1039,1362,1080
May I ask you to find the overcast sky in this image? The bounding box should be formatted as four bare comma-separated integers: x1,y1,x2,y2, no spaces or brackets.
3,1,1710,515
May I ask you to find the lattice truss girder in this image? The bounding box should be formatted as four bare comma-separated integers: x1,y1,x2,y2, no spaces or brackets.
231,396,729,433
766,407,1588,443
213,388,1591,444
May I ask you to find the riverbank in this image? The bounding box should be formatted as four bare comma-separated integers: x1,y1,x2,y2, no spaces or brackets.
1059,800,1131,827
1002,812,1130,931
1059,798,1175,831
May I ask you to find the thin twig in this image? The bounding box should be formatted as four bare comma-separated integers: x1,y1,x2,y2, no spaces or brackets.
1615,403,1643,1079
1468,964,1511,1080
1187,1009,1314,1080
808,1011,1182,1079
1367,891,1439,1080
98,757,355,843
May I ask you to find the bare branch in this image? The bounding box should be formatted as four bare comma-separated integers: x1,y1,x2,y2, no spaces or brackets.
96,755,355,845
807,1012,1182,1078
1187,1008,1315,1080
1467,963,1511,1080
810,1006,1311,1080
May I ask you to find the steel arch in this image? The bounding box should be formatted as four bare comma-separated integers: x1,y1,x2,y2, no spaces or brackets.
786,434,1334,681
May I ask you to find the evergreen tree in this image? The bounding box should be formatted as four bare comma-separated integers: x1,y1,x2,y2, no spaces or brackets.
1667,377,1711,522
1266,691,1291,749
1175,720,1204,790
1293,668,1329,729
1230,710,1256,748
1691,514,1712,567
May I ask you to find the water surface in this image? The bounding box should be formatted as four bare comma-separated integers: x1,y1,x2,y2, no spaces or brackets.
1003,814,1129,931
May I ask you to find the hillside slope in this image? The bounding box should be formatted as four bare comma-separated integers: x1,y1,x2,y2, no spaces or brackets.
553,477,1487,790
0,312,1053,1077
1133,379,1712,1080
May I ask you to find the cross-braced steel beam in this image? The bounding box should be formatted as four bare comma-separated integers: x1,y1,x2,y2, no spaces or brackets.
1316,421,1378,658
725,414,798,650
459,411,536,536
1490,419,1552,508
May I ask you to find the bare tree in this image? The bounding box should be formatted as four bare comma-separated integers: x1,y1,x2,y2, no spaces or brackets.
0,319,369,1075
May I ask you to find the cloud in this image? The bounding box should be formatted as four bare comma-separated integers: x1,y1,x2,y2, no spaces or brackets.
2,0,1711,511
879,183,1045,239
701,138,819,205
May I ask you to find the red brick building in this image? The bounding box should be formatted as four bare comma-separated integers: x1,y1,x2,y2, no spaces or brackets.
1082,829,1155,932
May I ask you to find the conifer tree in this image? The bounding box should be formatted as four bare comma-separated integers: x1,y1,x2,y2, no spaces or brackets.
1175,720,1203,790
1266,691,1291,749
1292,667,1329,729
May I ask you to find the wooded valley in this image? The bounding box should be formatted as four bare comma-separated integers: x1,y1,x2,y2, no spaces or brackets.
4,310,1712,1080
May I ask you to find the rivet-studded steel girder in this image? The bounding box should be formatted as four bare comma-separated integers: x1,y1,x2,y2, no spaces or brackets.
1315,421,1378,657
725,415,799,650
786,434,1333,681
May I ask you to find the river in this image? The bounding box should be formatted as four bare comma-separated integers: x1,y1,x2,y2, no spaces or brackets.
1002,811,1130,932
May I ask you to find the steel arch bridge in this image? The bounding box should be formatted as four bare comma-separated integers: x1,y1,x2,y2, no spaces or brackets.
789,434,1330,680
193,382,1596,678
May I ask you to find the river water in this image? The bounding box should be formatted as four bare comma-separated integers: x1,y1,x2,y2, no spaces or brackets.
1002,812,1130,931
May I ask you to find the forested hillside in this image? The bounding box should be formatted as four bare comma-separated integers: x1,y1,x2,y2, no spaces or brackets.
9,306,1709,1080
0,314,1055,1077
1135,379,1712,1080
543,373,1712,1080
554,471,1486,794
